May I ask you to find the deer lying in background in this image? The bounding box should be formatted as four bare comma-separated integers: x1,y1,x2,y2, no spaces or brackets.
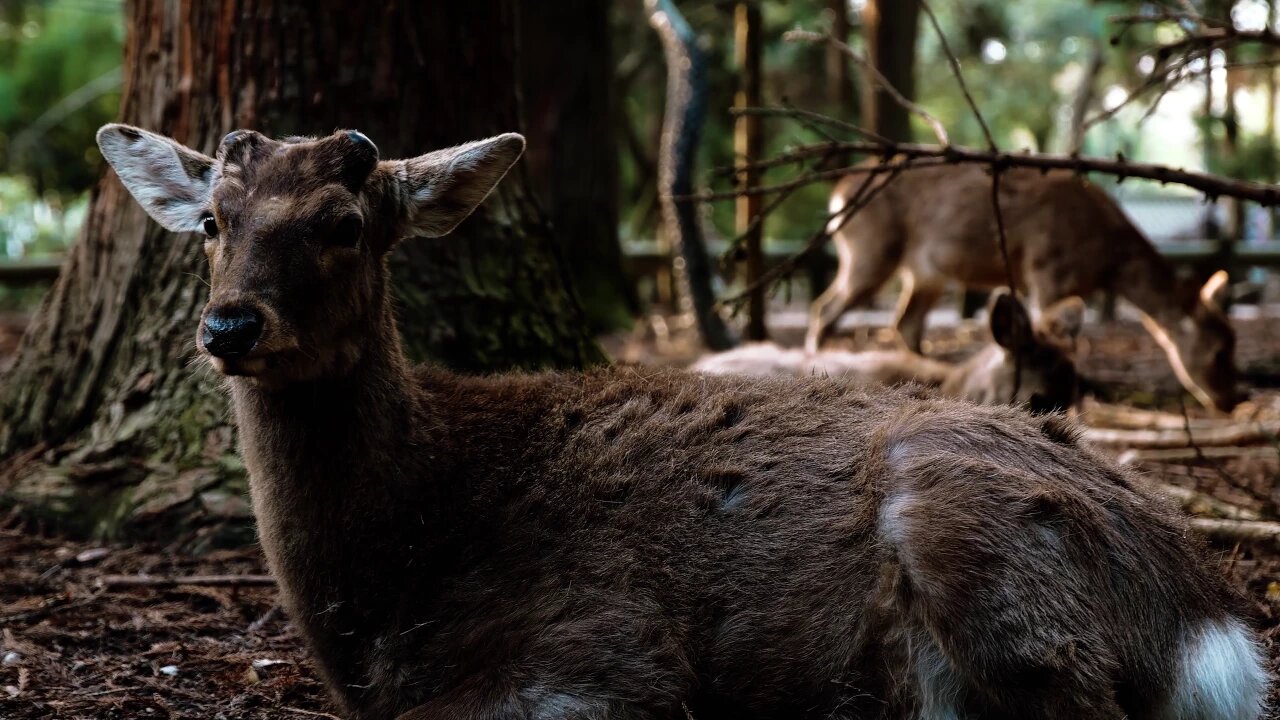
697,290,1082,413
808,164,1239,412
100,123,1267,720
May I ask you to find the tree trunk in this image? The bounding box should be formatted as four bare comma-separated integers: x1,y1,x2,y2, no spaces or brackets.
648,0,735,351
861,0,920,142
520,0,636,333
735,1,765,341
0,0,604,540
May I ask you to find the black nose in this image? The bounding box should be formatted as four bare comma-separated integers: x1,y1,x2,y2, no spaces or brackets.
202,306,263,358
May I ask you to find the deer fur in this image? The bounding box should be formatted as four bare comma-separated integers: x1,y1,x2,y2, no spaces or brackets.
696,290,1082,413
99,123,1268,720
807,164,1239,412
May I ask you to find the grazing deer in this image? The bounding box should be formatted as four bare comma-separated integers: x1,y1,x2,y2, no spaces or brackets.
807,164,1239,412
99,124,1267,720
696,290,1082,413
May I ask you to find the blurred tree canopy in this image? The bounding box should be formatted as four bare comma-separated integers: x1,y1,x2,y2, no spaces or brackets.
0,0,123,196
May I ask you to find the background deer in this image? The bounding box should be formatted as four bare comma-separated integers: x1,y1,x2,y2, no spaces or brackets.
807,164,1239,412
98,123,1267,720
697,290,1083,413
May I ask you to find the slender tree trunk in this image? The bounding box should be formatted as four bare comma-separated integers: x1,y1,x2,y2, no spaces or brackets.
521,0,636,332
0,0,604,539
735,1,765,341
861,0,920,142
648,0,734,350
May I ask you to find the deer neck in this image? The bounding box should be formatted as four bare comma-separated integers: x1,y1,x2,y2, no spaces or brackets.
226,298,433,540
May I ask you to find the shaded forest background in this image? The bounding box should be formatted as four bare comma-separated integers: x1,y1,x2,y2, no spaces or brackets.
4,0,1280,539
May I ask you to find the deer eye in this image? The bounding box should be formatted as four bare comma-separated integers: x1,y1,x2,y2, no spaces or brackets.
328,216,362,248
200,213,219,239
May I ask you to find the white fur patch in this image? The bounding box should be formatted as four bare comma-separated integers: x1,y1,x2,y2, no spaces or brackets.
826,193,848,234
1165,619,1267,720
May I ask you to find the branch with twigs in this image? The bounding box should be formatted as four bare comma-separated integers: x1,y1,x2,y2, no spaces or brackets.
689,136,1280,206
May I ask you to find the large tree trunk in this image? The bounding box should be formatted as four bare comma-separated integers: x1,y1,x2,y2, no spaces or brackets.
521,0,636,333
0,0,604,539
861,0,920,142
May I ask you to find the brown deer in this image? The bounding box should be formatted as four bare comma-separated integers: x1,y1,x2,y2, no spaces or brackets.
807,164,1239,412
99,124,1267,720
696,290,1082,413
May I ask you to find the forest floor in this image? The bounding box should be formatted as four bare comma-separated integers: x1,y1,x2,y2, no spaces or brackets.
1,310,1279,717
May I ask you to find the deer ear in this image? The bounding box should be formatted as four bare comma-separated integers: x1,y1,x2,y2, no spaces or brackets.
96,124,215,233
988,288,1033,351
395,133,526,239
1199,270,1230,309
1038,296,1085,343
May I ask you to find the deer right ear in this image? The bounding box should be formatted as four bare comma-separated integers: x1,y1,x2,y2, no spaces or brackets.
1038,296,1085,344
988,288,1033,351
394,133,526,239
96,124,215,233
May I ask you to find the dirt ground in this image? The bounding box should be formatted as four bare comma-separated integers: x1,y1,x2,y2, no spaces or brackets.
2,312,1280,718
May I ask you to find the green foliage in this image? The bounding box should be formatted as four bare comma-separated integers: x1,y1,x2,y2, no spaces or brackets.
0,0,123,196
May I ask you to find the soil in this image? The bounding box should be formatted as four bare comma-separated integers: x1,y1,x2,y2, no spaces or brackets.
1,311,1279,718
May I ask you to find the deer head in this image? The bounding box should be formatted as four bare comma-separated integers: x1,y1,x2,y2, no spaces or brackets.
1138,270,1238,413
947,289,1083,413
96,125,525,387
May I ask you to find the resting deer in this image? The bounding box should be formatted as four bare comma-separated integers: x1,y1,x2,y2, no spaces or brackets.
807,164,1239,412
697,290,1082,413
99,123,1267,720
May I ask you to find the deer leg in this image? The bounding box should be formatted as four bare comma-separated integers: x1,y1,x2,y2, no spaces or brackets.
893,273,942,354
806,236,896,353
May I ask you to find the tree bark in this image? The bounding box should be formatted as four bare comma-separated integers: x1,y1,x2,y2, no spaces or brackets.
0,0,604,539
520,0,636,333
861,0,920,142
649,0,735,351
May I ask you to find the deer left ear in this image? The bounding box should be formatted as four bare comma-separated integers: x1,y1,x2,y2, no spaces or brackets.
988,288,1033,351
394,133,526,239
1199,270,1229,309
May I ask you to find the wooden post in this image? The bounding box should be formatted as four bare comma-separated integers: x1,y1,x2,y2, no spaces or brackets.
735,1,766,340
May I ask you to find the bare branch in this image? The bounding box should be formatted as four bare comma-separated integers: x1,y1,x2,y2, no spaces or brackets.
690,138,1280,206
919,0,996,151
784,29,950,145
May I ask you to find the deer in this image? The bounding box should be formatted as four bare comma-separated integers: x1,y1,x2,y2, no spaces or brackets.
807,163,1239,413
98,123,1267,720
696,290,1083,414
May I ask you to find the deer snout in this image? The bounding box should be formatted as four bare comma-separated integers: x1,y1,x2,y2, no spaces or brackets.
202,306,264,358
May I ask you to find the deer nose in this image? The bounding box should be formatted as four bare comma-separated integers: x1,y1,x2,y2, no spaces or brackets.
202,306,263,358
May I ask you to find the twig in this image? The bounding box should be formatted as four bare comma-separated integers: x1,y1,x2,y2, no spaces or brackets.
688,140,1280,205
1189,518,1280,545
784,29,950,145
283,707,343,720
919,0,995,150
718,161,905,308
98,574,277,589
0,593,104,625
247,604,282,633
728,107,892,145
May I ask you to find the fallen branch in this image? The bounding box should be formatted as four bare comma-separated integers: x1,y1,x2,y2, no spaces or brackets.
1189,518,1280,545
1116,445,1280,464
1082,400,1224,430
1139,480,1261,521
1082,422,1280,448
98,574,277,589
